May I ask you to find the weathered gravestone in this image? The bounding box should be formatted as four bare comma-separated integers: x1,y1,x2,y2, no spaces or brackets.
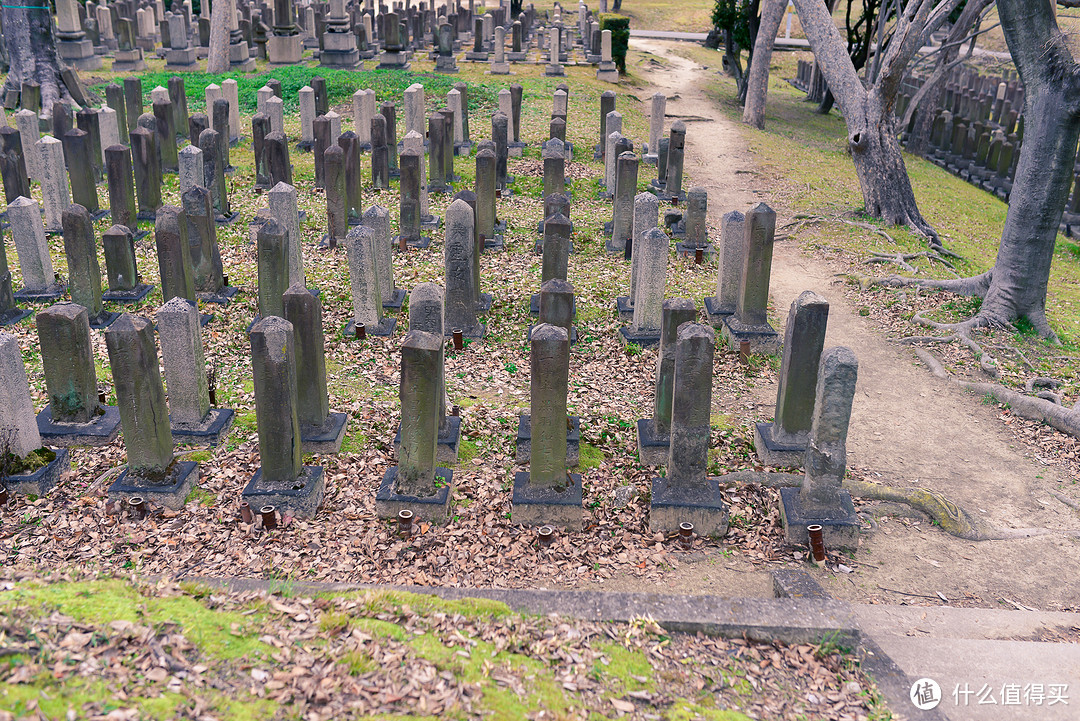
637,299,699,466
242,316,325,519
779,347,861,547
376,329,455,521
512,323,582,529
755,292,830,467
105,313,201,509
0,333,69,495
35,302,121,446
283,284,348,453
649,322,729,536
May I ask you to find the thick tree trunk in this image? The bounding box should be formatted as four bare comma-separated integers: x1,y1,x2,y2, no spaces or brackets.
791,0,943,243
207,0,231,74
1,7,75,108
972,0,1080,338
981,84,1080,335
742,0,787,129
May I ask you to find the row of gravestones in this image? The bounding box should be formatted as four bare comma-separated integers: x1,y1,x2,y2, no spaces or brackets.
43,0,617,79
0,75,862,546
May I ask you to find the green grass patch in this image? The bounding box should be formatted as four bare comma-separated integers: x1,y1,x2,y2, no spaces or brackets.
576,441,605,471
0,579,272,662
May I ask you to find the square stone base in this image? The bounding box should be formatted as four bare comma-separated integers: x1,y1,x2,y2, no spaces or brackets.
597,68,620,83
198,285,240,305
88,310,121,329
516,414,579,466
14,284,65,303
444,323,485,341
721,315,780,355
0,306,32,326
465,52,489,61
103,283,154,303
375,466,453,522
703,295,732,328
108,460,199,511
511,470,582,531
393,234,432,250
165,49,198,69
37,404,121,447
242,465,325,520
488,62,511,74
753,422,806,468
604,236,629,256
649,475,729,537
112,50,147,72
483,235,505,251
394,414,462,465
636,418,669,466
377,52,410,69
619,325,661,348
507,52,528,62
383,288,406,310
676,242,715,259
435,58,459,73
345,317,396,337
172,408,235,448
301,411,349,454
545,64,566,76
3,447,69,496
616,295,634,321
779,486,860,548
422,213,442,228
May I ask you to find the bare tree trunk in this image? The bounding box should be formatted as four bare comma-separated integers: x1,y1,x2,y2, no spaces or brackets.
790,0,963,244
207,0,231,74
978,0,1080,337
0,6,75,108
742,0,787,129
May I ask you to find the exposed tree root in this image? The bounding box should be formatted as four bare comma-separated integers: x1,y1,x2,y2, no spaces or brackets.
718,470,1076,541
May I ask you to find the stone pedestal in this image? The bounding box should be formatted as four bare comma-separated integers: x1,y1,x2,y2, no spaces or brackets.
515,414,580,466
268,34,303,64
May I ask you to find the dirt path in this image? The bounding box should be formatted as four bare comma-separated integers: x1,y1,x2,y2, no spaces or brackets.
626,39,1080,610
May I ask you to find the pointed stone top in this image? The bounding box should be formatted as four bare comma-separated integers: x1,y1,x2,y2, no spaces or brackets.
159,295,196,315
541,278,573,294
346,223,375,242
362,204,389,224
476,146,496,158
154,204,183,230
259,217,285,238
269,181,296,195
446,198,473,227
795,290,829,311
41,301,88,322
618,150,636,161
206,83,221,90
411,282,443,304
531,323,569,343
106,312,151,336
250,315,293,360
104,224,132,238
635,191,658,205
283,283,311,300
672,119,687,132
402,328,443,352
9,195,37,209
453,189,477,204
38,135,62,147
676,321,714,344
404,129,423,141
663,298,696,313
748,201,775,218
448,87,461,97
602,90,617,98
642,226,669,244
326,110,341,119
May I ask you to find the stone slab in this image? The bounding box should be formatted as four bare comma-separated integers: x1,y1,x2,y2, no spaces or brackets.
515,414,579,466
344,317,396,337
242,465,325,520
301,411,349,454
89,311,121,329
615,295,633,321
14,285,65,303
721,315,780,355
382,288,407,311
374,466,453,523
510,470,582,530
171,407,235,448
0,307,33,326
108,459,199,511
527,324,577,345
649,475,729,537
702,295,732,328
753,421,807,468
636,418,669,466
392,234,432,250
198,286,240,305
3,447,69,496
779,486,860,547
37,404,121,447
103,283,154,303
618,325,661,348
